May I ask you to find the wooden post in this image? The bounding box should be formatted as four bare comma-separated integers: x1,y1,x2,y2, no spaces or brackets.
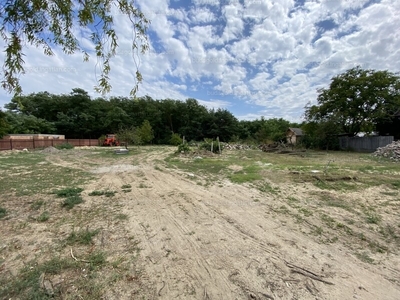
183,136,185,144
10,139,12,150
211,141,213,153
33,138,35,149
217,136,221,154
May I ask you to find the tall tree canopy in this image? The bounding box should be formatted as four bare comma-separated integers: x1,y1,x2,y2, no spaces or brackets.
0,0,149,95
305,67,400,136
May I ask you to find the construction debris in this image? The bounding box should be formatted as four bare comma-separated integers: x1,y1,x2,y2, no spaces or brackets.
222,143,254,150
373,141,400,161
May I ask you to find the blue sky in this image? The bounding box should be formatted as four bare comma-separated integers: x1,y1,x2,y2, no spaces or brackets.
0,0,399,121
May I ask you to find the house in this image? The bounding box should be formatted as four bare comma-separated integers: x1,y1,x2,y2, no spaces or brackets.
3,134,65,140
286,128,304,144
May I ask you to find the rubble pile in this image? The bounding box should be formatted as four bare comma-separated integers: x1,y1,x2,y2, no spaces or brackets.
259,143,283,152
373,141,400,161
222,143,254,150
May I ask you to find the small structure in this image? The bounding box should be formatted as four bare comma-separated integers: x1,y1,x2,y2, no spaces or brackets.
4,134,65,140
286,128,304,145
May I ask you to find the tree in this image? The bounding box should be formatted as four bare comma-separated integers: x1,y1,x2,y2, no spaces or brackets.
138,119,153,144
0,110,9,138
116,126,141,149
305,67,400,136
0,0,150,96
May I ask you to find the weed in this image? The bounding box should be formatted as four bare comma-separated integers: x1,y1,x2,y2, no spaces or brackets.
258,182,279,194
122,189,132,193
115,213,129,221
229,165,262,183
37,211,50,222
320,214,336,229
30,200,44,210
54,187,83,198
55,142,74,150
138,183,148,188
89,190,116,197
154,165,162,171
62,195,84,209
298,208,313,217
365,212,381,224
312,226,323,235
355,251,374,264
87,251,106,269
66,228,100,245
0,207,6,219
0,257,78,299
121,184,132,189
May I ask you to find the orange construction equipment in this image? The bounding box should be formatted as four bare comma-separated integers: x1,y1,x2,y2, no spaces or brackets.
103,134,120,146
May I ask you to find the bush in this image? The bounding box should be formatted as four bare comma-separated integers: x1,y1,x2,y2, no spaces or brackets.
176,143,191,153
200,139,224,153
169,133,183,146
56,142,74,150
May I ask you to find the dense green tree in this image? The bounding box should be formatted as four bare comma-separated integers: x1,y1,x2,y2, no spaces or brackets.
0,110,9,138
138,120,154,144
5,112,56,134
305,67,400,136
0,0,149,96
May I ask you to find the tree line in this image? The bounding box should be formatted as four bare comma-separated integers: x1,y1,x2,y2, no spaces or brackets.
0,88,299,144
1,67,399,149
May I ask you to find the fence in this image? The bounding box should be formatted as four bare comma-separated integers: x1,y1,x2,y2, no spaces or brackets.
0,138,100,151
338,136,393,152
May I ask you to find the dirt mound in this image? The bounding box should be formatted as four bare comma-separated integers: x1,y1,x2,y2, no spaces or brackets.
373,141,400,161
41,146,61,153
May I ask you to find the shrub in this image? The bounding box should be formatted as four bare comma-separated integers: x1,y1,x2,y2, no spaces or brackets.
200,139,224,153
0,207,6,219
55,142,74,150
177,143,191,153
169,133,183,146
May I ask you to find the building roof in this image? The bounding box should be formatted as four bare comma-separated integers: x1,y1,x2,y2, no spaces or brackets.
288,128,304,136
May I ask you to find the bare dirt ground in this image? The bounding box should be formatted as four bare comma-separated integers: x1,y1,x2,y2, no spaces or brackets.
1,146,400,299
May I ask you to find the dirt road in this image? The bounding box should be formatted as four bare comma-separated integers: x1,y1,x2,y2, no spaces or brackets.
51,148,400,299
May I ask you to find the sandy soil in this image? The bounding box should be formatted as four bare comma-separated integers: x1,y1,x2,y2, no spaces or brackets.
3,147,400,299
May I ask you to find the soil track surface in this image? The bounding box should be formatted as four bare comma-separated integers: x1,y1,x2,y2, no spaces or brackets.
47,147,400,299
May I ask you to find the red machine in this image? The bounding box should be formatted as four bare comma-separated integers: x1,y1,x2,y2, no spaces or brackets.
102,134,120,146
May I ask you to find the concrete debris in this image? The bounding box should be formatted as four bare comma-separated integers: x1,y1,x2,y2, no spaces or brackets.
222,143,256,150
373,141,400,161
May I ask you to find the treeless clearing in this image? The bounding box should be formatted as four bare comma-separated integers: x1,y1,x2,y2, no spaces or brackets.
1,146,399,299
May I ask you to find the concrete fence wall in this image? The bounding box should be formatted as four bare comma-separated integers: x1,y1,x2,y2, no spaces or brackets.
0,138,100,151
338,136,394,152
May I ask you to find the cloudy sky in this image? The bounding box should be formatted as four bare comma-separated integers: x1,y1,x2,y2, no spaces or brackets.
0,0,399,121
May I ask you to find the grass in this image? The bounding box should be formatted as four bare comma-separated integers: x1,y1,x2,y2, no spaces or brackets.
37,211,50,222
54,187,84,197
30,200,44,210
121,184,132,189
0,153,90,196
355,251,374,264
0,206,6,219
66,228,100,245
61,195,84,209
89,190,116,197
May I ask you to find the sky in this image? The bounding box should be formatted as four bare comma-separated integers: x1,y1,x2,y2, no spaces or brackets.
0,0,399,121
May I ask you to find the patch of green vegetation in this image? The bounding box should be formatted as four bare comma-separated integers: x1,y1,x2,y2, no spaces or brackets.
121,184,131,189
122,189,132,193
320,213,336,229
317,193,353,211
229,165,262,183
365,211,381,224
88,190,116,197
61,195,84,210
0,206,6,219
30,200,44,210
37,211,50,222
66,228,100,245
298,207,313,217
54,187,84,198
138,183,148,188
258,182,279,194
0,257,79,299
355,251,374,264
55,142,74,150
115,213,129,221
